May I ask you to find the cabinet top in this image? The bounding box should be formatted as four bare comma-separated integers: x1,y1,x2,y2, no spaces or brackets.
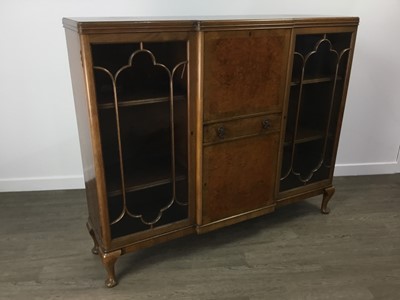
63,16,359,34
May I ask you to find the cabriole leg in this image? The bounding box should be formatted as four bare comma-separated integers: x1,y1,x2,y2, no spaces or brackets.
86,222,99,255
321,186,335,214
100,249,121,288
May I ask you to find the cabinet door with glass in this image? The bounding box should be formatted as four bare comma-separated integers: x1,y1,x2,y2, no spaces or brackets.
88,32,196,251
74,31,198,287
278,27,357,209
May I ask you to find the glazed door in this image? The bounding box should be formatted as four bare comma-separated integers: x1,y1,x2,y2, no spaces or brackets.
279,29,357,194
89,33,194,240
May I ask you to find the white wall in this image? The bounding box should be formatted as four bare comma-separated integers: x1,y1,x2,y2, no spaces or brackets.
0,0,399,192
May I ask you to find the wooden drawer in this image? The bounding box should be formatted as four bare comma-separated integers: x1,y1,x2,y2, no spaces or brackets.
203,113,281,145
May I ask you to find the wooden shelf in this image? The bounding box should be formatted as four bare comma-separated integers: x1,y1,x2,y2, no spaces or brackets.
291,76,342,86
284,127,326,146
98,94,186,109
105,158,187,197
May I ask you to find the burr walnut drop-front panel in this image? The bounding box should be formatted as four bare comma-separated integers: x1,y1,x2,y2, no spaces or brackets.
203,29,291,121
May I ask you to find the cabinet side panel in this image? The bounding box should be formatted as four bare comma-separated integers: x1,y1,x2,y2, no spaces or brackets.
328,28,358,179
65,29,108,247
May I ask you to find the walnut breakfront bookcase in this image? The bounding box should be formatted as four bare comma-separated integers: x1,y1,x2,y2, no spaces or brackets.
63,16,358,287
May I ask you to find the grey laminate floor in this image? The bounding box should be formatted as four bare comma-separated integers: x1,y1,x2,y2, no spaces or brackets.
0,175,399,300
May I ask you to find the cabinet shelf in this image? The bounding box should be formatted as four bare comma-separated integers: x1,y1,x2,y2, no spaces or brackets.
291,76,342,86
284,128,326,146
98,94,186,110
105,159,187,197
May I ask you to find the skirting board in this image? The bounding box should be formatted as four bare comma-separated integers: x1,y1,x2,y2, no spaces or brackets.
0,175,85,192
334,160,400,176
0,161,398,192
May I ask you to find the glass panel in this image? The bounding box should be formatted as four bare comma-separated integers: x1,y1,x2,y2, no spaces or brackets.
92,41,189,238
280,33,352,192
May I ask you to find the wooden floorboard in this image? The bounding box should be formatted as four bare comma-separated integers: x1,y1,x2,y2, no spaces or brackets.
0,174,399,299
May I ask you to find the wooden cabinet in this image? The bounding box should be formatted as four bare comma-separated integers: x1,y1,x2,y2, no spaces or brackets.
63,16,358,287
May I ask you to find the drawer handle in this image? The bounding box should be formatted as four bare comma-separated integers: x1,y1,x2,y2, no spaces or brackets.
262,119,271,130
217,126,225,139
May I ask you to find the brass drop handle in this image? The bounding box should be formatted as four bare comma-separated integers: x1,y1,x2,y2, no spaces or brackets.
262,119,271,130
217,126,225,139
